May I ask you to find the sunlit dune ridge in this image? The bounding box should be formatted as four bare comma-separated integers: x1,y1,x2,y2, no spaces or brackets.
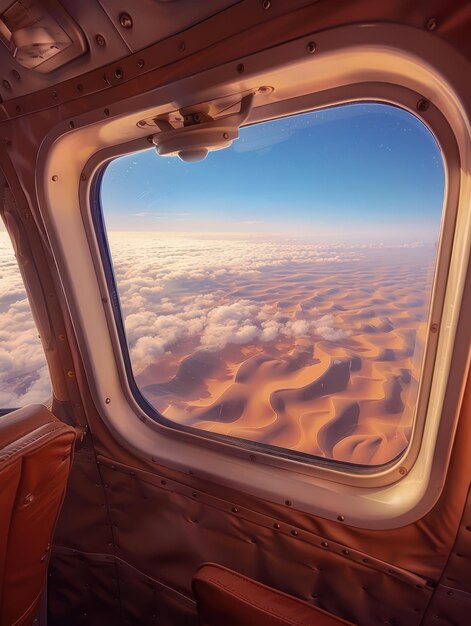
109,233,436,467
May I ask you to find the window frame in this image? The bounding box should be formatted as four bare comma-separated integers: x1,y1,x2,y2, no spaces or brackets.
94,101,449,474
36,23,471,528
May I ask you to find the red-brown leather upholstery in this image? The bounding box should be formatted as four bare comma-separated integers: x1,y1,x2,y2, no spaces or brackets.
193,563,355,626
0,404,75,626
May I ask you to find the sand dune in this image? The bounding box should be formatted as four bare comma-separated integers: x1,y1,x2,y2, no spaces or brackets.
118,239,436,467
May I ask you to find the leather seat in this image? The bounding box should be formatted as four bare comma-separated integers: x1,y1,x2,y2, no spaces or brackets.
193,563,355,625
0,404,75,626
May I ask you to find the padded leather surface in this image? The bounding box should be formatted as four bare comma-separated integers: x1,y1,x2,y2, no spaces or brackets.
193,563,355,626
0,404,75,626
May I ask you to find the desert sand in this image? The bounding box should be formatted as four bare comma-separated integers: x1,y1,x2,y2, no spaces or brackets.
109,234,435,467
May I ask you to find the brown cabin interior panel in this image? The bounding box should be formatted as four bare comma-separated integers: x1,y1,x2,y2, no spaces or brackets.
0,1,469,625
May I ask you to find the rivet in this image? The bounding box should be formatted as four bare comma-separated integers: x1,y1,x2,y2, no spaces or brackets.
273,523,281,530
76,83,83,92
363,558,369,563
262,0,271,9
291,529,298,536
337,515,345,522
417,98,430,112
192,492,198,498
232,506,239,513
398,466,407,475
237,63,245,74
306,41,316,54
223,132,229,140
426,17,438,31
114,68,123,79
447,590,454,596
343,549,350,555
105,397,111,404
285,500,292,506
67,371,75,378
430,322,439,333
96,34,106,47
321,541,329,548
11,70,21,81
3,80,11,90
104,108,110,117
179,41,186,52
52,175,58,181
388,569,394,574
59,334,65,341
137,58,144,68
101,296,108,304
69,121,75,129
52,91,58,99
119,12,133,29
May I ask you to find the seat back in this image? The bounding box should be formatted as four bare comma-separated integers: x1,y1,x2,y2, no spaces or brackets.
0,405,75,626
193,563,355,626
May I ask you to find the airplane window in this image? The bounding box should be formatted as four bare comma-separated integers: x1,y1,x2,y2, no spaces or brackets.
99,103,445,466
0,225,51,410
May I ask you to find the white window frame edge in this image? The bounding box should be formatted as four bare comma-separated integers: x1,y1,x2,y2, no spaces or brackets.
36,23,471,529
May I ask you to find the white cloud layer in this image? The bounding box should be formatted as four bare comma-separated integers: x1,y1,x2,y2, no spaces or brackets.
0,234,51,407
108,236,359,375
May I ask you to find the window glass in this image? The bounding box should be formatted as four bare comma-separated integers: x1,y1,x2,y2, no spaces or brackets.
99,103,444,466
0,226,51,408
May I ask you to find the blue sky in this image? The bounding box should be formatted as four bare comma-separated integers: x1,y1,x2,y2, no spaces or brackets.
100,103,444,243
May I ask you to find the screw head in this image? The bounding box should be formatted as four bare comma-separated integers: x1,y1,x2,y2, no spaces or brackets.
398,466,407,475
105,397,111,404
96,34,106,47
430,322,439,333
307,41,316,54
137,58,145,68
337,515,345,522
262,0,271,9
426,17,437,31
119,12,133,29
417,98,430,112
52,175,58,181
237,63,245,74
114,68,123,79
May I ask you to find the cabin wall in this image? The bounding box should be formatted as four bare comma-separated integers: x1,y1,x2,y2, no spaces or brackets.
0,1,469,625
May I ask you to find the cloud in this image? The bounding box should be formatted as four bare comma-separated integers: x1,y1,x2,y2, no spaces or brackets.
105,235,360,374
0,234,51,406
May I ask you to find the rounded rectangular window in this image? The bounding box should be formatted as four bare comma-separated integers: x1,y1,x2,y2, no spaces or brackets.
98,103,445,467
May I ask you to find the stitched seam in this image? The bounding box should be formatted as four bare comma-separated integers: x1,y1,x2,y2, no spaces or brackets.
200,570,349,626
0,425,72,463
201,577,315,626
